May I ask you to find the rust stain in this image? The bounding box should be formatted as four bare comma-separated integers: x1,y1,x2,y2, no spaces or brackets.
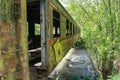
16,51,24,67
3,56,17,73
15,0,30,79
15,51,26,79
48,34,79,46
19,51,25,65
16,23,22,44
0,23,13,51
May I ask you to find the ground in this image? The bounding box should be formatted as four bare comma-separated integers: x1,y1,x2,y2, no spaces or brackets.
49,48,98,80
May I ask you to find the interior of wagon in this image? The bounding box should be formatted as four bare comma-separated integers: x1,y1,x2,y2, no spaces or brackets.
27,0,41,67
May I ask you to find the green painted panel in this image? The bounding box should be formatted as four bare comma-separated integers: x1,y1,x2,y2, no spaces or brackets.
60,15,66,37
49,6,54,38
49,34,80,72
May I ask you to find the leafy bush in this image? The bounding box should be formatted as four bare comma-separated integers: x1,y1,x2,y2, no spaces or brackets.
59,0,120,79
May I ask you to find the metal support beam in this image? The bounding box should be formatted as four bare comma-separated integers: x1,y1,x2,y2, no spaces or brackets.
40,0,48,67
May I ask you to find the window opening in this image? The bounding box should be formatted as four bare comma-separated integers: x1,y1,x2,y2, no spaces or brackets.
66,19,69,36
70,22,72,35
53,9,60,37
73,25,75,35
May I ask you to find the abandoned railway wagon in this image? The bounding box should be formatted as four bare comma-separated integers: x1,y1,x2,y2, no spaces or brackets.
0,0,80,80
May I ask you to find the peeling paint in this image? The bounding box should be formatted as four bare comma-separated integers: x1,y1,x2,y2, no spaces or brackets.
53,39,64,63
0,23,11,52
0,0,80,79
0,0,30,80
49,35,79,72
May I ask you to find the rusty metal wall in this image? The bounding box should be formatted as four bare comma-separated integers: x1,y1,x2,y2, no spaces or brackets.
47,0,80,72
0,0,30,80
0,0,80,79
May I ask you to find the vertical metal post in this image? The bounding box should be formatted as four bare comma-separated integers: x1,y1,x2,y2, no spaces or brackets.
40,0,48,67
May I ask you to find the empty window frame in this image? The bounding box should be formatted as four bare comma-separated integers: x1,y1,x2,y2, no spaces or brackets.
73,25,75,35
66,19,69,36
70,22,72,35
53,9,60,38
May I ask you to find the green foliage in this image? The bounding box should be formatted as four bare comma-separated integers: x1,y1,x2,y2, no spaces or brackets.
107,73,120,80
96,77,103,80
35,24,40,35
59,0,120,79
75,37,86,49
84,77,90,80
71,76,79,80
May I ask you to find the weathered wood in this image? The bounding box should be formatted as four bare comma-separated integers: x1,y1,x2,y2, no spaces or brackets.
29,48,41,53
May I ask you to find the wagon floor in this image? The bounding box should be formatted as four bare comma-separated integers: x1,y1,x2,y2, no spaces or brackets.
49,48,98,80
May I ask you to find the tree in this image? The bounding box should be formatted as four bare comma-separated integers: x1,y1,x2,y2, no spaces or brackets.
59,0,120,79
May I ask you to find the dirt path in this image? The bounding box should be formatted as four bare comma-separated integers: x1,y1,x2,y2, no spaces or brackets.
49,48,98,80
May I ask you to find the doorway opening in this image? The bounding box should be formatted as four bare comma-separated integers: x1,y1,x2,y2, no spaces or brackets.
27,0,48,79
27,0,41,67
